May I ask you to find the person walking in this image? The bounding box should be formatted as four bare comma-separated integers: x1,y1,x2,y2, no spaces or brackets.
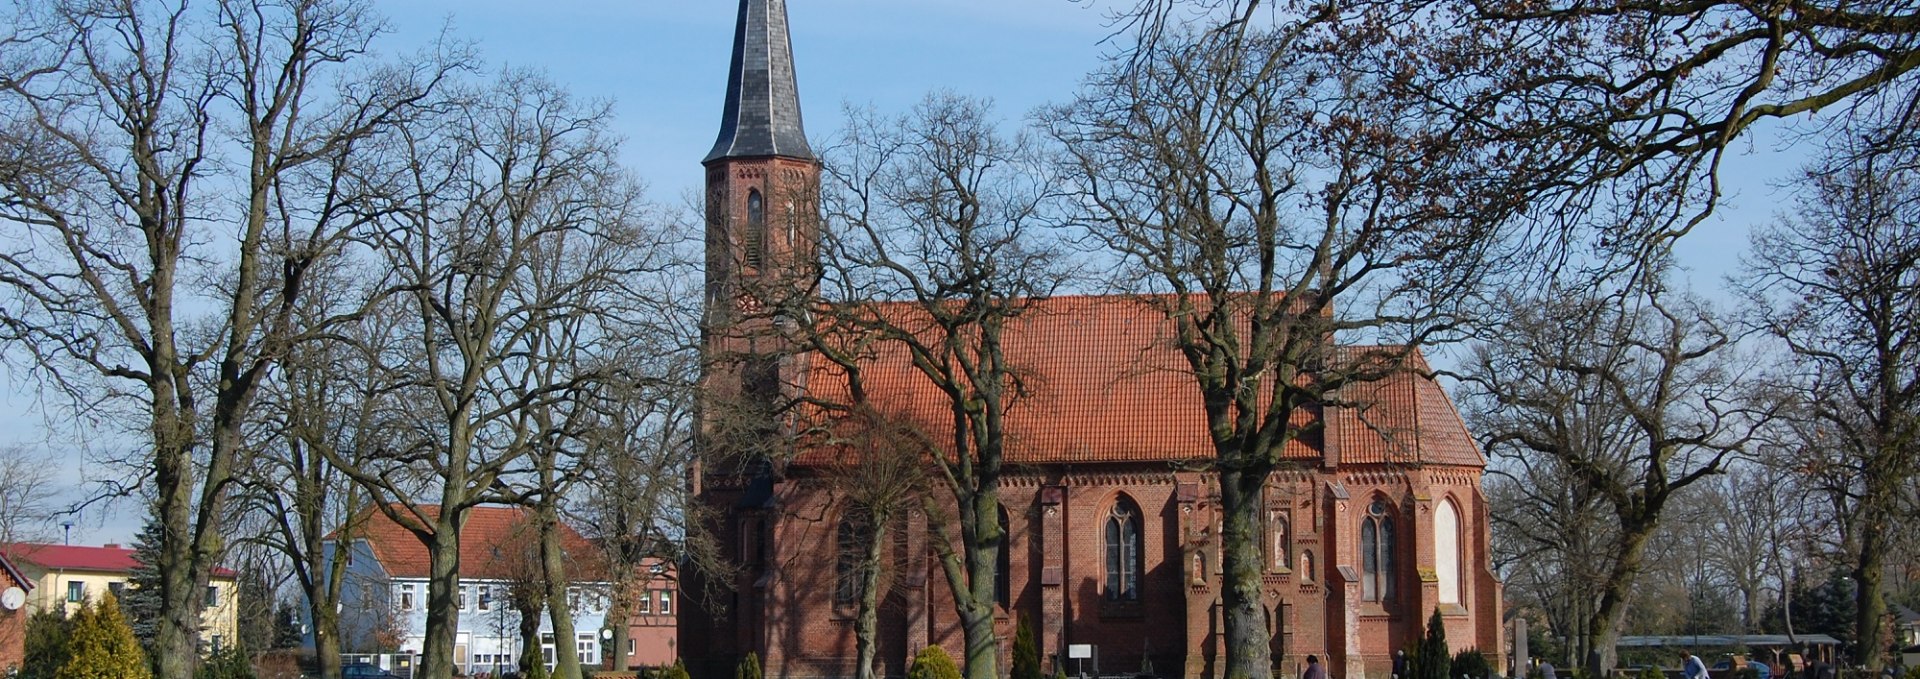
1542,661,1558,679
1685,652,1710,679
1304,655,1326,679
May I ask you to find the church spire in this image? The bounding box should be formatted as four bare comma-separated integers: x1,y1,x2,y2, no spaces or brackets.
705,0,813,164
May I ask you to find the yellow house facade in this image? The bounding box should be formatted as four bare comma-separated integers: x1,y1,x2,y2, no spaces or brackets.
3,543,239,651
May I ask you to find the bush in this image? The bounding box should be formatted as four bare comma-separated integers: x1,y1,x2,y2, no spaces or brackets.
197,646,255,679
1639,667,1667,679
738,653,762,679
1013,615,1042,679
20,608,70,679
56,593,151,679
1453,649,1491,679
907,646,963,679
662,660,692,679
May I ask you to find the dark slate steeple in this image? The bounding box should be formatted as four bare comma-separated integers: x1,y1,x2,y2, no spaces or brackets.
705,0,813,164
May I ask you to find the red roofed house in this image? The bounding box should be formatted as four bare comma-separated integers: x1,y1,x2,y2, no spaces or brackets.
3,543,241,651
680,3,1503,679
0,550,32,672
327,505,674,674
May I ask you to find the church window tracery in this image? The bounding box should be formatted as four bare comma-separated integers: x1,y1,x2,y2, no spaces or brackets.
1361,497,1396,603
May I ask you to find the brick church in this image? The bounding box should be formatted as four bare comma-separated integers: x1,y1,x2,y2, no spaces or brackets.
679,2,1506,679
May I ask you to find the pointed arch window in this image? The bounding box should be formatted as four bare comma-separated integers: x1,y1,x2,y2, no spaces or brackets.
1104,497,1142,601
1269,510,1291,572
1361,498,1395,603
834,516,870,604
996,508,1012,608
1436,499,1463,605
745,190,766,269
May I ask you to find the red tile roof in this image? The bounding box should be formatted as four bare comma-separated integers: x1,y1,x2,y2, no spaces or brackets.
2,543,238,578
339,504,603,581
795,294,1482,468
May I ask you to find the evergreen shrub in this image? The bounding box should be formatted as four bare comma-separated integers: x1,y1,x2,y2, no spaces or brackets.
907,646,963,679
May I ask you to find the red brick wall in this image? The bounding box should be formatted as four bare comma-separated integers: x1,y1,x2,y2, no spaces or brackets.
682,462,1503,679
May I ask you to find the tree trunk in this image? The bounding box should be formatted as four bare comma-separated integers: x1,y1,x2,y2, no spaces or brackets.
856,519,892,679
518,598,545,679
542,507,584,679
154,427,209,679
1221,468,1274,679
929,491,1002,679
1853,488,1892,674
422,523,464,679
315,605,346,679
607,592,633,672
1583,518,1658,678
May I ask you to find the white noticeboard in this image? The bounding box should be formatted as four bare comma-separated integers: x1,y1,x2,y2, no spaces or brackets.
1068,645,1093,660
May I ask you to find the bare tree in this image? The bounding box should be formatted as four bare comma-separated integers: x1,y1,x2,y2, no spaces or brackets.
1041,9,1524,678
317,69,665,679
1462,278,1766,675
793,94,1070,679
814,407,928,679
1111,0,1920,271
0,445,60,548
240,290,389,679
0,2,453,677
578,330,700,672
1741,128,1920,672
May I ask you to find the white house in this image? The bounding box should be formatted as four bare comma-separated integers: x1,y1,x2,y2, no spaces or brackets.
324,505,614,674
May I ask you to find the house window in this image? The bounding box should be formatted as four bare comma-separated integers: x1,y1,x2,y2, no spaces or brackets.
1301,550,1314,582
638,590,651,614
629,638,636,656
478,585,492,611
1436,499,1463,605
658,590,672,615
399,583,416,611
456,585,467,611
745,189,766,268
66,582,85,602
1104,496,1142,602
1361,498,1396,603
577,633,597,666
205,585,218,607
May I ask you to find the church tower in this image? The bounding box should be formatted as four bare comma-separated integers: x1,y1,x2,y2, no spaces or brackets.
703,0,819,340
685,3,818,678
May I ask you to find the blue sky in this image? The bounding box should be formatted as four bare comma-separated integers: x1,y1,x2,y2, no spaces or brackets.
0,0,1805,544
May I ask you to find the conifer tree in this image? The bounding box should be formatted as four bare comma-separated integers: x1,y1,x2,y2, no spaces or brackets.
738,652,762,679
121,516,165,653
58,592,152,679
1013,615,1042,679
1409,609,1450,679
19,608,70,679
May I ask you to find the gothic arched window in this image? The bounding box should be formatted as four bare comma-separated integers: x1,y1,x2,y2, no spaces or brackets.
745,190,766,268
834,516,869,604
996,508,1012,608
1436,498,1463,605
1270,510,1290,572
1104,496,1143,601
1361,498,1395,603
